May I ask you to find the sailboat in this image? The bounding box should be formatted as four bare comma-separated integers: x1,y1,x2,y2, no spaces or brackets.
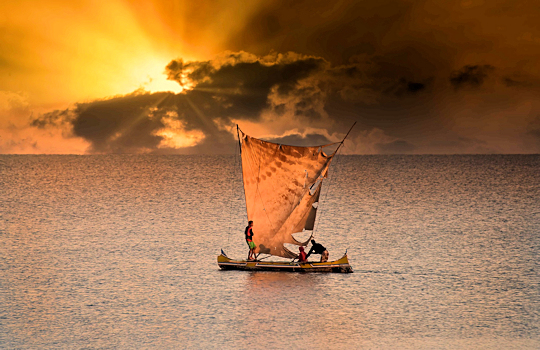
217,125,354,273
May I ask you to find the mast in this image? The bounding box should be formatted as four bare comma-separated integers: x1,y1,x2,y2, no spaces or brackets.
236,125,248,220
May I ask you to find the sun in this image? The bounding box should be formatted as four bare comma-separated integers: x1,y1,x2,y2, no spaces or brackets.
120,55,186,94
133,57,186,94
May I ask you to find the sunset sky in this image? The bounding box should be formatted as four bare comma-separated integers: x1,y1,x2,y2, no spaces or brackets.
2,0,540,154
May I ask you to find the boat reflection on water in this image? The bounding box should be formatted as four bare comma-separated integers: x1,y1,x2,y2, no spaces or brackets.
245,270,321,292
237,271,362,349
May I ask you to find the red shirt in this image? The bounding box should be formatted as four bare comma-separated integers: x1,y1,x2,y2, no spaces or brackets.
245,226,253,241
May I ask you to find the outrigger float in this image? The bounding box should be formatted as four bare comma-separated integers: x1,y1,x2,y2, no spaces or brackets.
218,124,356,274
218,250,353,273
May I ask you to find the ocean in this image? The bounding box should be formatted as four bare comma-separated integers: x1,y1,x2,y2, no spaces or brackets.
1,154,539,349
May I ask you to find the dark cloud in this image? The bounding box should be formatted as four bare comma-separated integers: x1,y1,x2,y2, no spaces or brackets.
166,53,327,120
31,90,230,154
382,78,427,97
450,65,495,90
407,81,425,93
71,91,171,153
32,108,74,128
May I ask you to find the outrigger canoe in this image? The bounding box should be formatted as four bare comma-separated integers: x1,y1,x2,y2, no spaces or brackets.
218,250,353,273
218,125,356,273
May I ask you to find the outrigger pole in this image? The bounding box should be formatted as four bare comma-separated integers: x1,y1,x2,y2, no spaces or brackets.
237,124,259,259
334,121,357,155
236,124,242,154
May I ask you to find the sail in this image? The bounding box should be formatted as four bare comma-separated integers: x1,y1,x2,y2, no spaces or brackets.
239,129,338,258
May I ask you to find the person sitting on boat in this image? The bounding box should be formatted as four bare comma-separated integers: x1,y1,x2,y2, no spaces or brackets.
306,239,329,262
298,246,307,263
244,220,256,260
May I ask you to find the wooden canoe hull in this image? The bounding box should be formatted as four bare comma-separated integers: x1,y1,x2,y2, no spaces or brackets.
217,252,353,273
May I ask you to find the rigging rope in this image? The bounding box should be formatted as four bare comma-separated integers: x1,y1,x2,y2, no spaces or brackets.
312,142,346,240
312,122,355,242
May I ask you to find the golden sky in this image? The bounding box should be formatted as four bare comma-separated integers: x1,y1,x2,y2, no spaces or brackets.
2,0,540,154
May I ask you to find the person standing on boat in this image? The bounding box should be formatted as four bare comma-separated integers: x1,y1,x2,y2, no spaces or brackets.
245,220,256,260
306,239,329,262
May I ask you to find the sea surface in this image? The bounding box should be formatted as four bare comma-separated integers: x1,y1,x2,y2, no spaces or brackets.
1,154,539,349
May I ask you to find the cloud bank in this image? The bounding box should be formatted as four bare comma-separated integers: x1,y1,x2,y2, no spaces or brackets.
23,49,540,154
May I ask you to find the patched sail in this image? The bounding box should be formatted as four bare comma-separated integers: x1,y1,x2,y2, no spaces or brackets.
239,129,339,258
